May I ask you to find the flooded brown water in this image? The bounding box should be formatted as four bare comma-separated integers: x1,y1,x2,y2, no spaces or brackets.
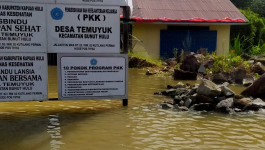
0,67,265,150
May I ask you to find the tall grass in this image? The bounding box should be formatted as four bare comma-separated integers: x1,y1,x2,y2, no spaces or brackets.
250,40,265,56
230,35,242,55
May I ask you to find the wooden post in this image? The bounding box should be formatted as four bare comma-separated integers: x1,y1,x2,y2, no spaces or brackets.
122,6,130,106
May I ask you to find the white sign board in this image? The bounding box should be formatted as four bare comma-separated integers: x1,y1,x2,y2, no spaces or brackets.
0,53,48,101
47,4,120,53
56,0,128,6
0,2,47,52
58,54,128,100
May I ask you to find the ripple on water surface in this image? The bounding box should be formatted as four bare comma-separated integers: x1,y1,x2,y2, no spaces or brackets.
0,68,265,149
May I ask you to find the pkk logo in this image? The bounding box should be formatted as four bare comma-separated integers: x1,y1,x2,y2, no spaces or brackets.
90,59,97,66
51,8,63,20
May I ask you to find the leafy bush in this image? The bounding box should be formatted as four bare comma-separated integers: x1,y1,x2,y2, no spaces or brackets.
250,40,265,55
207,54,251,73
230,9,265,55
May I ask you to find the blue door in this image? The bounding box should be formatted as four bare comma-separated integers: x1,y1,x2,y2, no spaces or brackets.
160,30,217,58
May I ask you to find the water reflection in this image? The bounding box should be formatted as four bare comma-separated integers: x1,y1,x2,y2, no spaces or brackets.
48,114,64,150
0,68,265,149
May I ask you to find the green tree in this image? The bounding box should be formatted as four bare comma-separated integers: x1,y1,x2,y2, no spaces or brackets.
250,0,265,17
230,0,253,9
230,9,265,54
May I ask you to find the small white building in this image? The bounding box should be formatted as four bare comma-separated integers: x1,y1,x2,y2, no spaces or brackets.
125,0,248,59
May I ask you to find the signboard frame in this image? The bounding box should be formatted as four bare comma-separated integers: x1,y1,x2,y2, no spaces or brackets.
47,4,120,54
0,2,47,53
57,53,128,100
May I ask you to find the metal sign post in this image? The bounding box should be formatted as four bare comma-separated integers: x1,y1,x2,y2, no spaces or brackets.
121,6,130,106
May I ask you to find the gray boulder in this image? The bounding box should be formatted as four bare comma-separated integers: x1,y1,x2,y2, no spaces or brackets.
252,98,265,108
212,72,231,84
191,103,215,111
169,82,186,89
184,98,192,108
216,98,234,113
215,96,227,103
198,64,206,74
234,98,253,108
196,94,215,104
178,100,185,106
173,69,197,80
244,104,262,111
243,75,254,87
252,62,265,75
187,88,196,96
175,105,189,111
196,79,222,98
241,74,265,99
146,70,158,75
220,86,235,97
180,54,200,73
160,102,174,110
190,93,197,103
173,95,182,104
160,89,177,97
231,68,247,84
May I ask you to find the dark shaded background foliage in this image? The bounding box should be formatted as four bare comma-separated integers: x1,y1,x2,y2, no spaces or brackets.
230,0,265,55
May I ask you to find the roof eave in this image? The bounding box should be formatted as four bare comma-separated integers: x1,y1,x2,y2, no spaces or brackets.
132,21,249,25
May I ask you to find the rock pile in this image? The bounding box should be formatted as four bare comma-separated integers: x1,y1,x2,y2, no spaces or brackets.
156,79,265,113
